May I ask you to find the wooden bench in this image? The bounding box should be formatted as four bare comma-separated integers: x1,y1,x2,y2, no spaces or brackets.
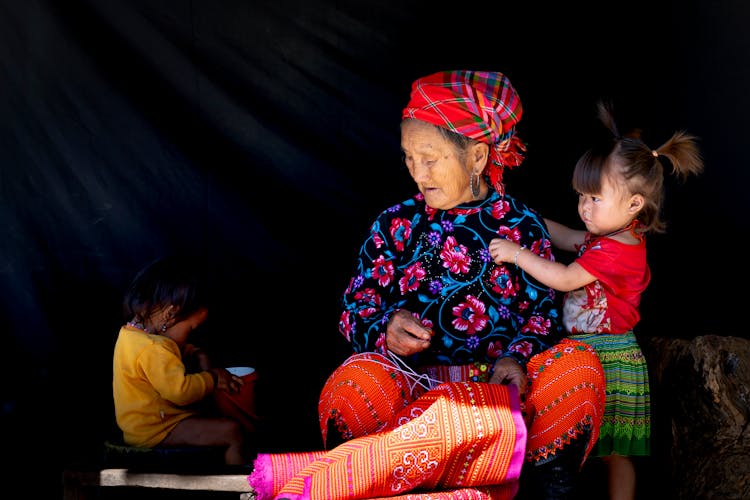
63,440,256,499
63,466,255,499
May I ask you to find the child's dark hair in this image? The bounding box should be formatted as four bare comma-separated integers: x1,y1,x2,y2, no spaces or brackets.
573,101,704,234
123,254,208,328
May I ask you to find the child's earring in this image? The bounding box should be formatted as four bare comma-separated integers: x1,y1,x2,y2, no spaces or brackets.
162,306,176,330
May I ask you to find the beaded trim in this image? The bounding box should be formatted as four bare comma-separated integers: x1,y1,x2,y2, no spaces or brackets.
126,320,154,334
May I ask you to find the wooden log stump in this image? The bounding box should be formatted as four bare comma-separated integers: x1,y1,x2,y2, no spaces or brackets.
644,335,750,499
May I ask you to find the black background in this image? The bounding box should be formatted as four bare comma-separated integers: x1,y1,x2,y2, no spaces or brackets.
2,0,748,496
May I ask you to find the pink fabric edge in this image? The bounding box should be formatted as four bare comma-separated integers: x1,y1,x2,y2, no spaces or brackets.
506,383,528,481
247,454,273,500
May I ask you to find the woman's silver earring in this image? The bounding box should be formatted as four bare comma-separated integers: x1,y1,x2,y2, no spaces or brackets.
470,172,480,199
160,323,167,333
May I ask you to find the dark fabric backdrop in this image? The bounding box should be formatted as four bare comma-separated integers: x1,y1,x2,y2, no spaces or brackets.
2,0,748,495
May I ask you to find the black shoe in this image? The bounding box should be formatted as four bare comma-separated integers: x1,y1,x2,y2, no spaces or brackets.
518,428,592,500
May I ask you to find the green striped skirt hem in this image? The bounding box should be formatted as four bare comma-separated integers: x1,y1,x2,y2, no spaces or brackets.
568,331,650,457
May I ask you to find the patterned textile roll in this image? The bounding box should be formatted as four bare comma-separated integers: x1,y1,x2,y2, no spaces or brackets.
250,381,526,500
524,338,607,465
250,452,519,500
568,331,651,457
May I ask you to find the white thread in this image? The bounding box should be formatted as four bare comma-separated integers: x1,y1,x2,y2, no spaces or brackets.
369,350,444,393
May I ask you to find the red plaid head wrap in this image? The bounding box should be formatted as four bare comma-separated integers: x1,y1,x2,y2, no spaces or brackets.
402,70,527,195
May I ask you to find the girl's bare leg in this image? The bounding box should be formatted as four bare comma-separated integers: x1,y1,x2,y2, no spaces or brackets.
604,454,636,500
162,416,247,465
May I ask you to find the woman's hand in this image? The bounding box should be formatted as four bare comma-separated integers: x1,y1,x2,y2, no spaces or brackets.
210,368,244,394
489,357,528,395
386,309,434,356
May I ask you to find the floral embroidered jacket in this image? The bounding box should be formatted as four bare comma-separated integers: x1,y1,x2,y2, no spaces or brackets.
338,189,564,371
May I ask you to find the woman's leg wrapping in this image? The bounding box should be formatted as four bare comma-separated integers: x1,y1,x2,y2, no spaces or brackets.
519,339,606,499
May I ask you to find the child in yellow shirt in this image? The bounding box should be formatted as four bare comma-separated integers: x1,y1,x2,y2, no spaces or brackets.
113,254,251,465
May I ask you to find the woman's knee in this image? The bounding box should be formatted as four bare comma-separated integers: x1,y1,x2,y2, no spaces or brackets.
524,341,605,469
318,352,418,446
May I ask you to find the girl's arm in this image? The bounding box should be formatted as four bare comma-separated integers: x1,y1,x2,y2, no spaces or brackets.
488,238,596,292
544,218,586,253
183,343,212,372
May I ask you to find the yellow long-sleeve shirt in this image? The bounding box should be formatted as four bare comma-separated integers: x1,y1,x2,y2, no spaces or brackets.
112,324,215,447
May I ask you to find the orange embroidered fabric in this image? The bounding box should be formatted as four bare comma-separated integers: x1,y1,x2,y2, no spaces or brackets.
318,352,427,448
414,341,604,466
249,381,526,499
248,342,604,498
524,338,606,464
318,342,604,467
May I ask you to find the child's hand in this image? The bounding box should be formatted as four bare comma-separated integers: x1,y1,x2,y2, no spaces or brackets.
210,368,244,393
488,238,521,265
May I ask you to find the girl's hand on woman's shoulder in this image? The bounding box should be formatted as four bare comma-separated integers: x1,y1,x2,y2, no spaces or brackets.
488,238,521,264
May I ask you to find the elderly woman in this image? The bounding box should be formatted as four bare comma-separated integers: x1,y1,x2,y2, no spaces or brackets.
249,70,605,500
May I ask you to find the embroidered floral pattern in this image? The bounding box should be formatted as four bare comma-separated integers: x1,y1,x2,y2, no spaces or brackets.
341,190,563,367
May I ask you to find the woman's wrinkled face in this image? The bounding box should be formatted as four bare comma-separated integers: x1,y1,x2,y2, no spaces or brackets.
401,120,473,210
